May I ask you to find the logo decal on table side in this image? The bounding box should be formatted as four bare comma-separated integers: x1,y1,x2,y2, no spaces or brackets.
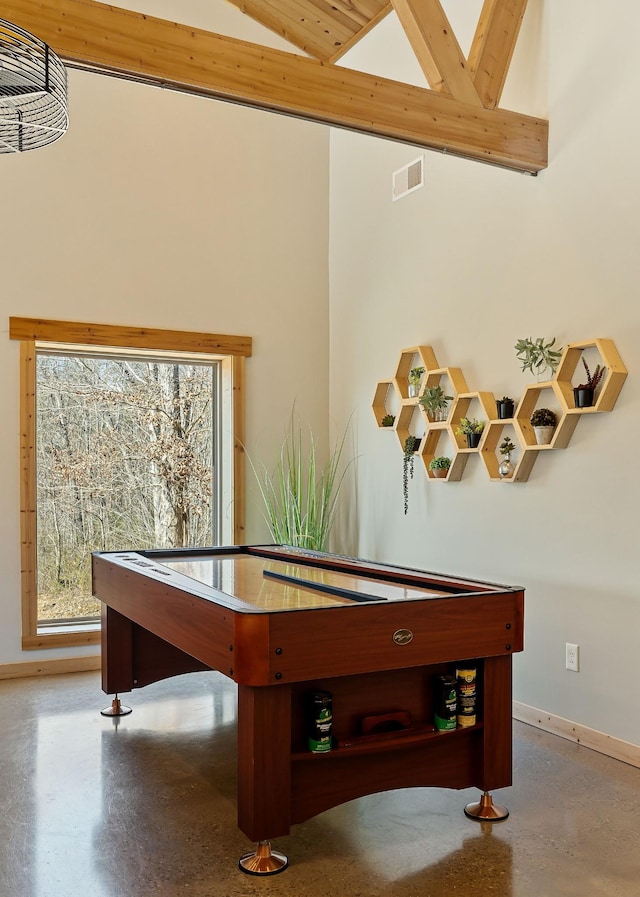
393,629,413,645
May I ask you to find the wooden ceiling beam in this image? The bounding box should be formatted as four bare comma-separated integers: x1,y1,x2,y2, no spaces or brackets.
390,0,483,106
4,0,547,172
468,0,529,109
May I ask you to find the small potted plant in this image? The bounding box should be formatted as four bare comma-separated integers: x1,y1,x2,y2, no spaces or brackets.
429,456,451,479
530,407,556,445
498,435,516,478
455,418,485,449
402,435,421,514
381,413,395,427
573,357,606,408
515,337,563,381
496,396,515,419
408,366,425,398
419,385,453,422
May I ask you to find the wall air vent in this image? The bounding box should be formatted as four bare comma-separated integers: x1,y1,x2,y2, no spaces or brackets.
392,156,424,202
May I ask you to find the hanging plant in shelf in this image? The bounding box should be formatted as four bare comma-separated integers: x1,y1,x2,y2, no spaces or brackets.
402,435,421,514
515,336,563,380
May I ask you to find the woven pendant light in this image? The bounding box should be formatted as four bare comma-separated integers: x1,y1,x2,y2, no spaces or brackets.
0,18,68,153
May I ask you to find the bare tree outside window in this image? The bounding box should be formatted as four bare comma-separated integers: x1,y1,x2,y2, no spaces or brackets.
36,353,217,622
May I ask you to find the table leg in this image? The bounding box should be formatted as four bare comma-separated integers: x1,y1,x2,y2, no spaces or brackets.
465,654,513,822
479,654,513,790
237,683,292,872
101,605,134,696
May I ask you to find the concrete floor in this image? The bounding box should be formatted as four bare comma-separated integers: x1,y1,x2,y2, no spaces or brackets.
1,670,639,897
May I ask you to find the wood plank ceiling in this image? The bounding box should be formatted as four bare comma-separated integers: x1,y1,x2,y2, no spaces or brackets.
225,0,393,62
4,0,548,172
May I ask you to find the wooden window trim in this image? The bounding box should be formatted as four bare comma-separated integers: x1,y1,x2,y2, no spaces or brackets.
11,317,251,650
9,317,252,357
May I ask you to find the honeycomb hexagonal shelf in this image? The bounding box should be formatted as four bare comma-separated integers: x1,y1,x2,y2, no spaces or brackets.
373,339,627,486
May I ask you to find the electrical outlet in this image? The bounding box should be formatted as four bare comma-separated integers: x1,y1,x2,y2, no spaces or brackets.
566,643,580,672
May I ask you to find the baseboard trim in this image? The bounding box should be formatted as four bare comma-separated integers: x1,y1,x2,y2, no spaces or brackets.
0,654,100,680
513,701,640,769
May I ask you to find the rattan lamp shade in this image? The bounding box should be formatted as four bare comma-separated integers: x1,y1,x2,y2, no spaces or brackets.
0,18,68,153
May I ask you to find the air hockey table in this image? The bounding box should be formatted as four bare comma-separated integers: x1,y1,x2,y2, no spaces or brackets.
93,544,524,874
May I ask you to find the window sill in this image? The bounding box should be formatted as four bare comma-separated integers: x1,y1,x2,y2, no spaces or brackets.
23,622,100,650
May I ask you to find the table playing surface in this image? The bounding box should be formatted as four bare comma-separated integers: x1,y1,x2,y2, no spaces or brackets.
158,552,455,609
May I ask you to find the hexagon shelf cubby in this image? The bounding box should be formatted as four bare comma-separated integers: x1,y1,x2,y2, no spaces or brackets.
554,339,627,413
394,346,438,400
419,367,468,423
372,339,627,485
480,421,521,482
372,380,398,429
449,391,496,451
513,381,572,450
420,427,458,482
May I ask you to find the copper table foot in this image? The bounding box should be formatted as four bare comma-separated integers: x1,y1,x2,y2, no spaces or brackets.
464,791,509,822
238,840,288,875
100,694,133,717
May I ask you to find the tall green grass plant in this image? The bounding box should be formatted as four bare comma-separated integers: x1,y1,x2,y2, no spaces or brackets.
249,410,352,552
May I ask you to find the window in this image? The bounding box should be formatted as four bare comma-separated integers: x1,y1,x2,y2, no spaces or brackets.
11,318,251,650
37,351,218,624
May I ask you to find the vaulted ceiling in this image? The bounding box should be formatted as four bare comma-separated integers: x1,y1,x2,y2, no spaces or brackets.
4,0,548,173
226,0,393,63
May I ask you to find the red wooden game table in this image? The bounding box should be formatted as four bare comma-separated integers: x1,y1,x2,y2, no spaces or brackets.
93,544,524,874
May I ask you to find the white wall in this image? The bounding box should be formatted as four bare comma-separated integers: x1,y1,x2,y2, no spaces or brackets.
329,1,640,745
0,3,330,665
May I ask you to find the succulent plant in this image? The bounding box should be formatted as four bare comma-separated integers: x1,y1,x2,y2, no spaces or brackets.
530,407,556,428
575,357,605,391
455,417,485,436
381,413,395,427
499,436,516,456
419,385,453,416
429,456,451,469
